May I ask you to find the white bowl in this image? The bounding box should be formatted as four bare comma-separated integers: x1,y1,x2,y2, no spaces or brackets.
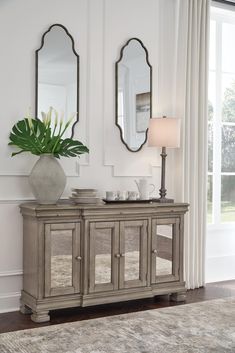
72,188,97,193
69,196,100,204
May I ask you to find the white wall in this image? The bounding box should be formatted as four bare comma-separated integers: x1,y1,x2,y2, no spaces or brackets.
0,0,177,312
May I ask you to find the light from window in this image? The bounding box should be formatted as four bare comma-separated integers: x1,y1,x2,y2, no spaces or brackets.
208,7,235,225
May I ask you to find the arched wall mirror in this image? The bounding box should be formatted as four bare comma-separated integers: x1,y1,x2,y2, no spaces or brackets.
115,38,152,152
35,24,79,137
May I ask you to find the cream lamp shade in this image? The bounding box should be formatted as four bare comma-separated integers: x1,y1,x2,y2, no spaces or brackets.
148,117,181,148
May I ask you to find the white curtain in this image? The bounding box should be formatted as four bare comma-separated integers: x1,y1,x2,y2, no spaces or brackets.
173,0,210,289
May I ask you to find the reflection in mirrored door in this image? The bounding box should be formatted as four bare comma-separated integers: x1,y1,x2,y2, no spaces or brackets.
155,225,173,277
94,228,112,284
124,226,140,282
50,230,73,288
151,218,180,284
44,222,80,297
119,220,147,289
89,222,119,293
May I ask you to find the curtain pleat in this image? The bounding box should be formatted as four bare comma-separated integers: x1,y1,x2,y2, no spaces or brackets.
174,0,210,289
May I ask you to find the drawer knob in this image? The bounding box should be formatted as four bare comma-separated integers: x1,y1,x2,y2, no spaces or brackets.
75,256,82,261
152,249,158,254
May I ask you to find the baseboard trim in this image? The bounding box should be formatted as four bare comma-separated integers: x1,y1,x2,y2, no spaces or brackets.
0,291,20,313
0,270,23,278
0,307,20,313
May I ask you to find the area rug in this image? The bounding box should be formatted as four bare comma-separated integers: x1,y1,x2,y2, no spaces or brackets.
0,297,234,353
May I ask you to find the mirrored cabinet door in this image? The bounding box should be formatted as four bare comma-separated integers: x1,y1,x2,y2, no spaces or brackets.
151,218,180,284
89,222,119,293
119,220,147,289
44,223,81,297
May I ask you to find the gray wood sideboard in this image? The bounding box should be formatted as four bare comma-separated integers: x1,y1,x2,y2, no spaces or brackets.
20,201,189,322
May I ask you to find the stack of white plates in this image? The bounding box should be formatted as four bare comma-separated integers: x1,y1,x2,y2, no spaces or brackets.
70,188,100,204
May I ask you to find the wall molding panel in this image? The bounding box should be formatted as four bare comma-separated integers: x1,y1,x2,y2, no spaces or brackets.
103,161,160,178
0,199,31,204
0,165,84,178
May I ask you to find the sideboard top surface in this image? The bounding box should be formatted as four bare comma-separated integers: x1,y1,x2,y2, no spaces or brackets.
20,200,189,218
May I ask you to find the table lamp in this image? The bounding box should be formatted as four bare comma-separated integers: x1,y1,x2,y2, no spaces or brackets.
148,116,181,203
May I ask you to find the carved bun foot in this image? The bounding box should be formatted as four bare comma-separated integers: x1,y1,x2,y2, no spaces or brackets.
31,310,50,323
20,303,32,315
170,291,187,302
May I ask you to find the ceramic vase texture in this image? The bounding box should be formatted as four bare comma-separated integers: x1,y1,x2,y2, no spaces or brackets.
29,154,66,204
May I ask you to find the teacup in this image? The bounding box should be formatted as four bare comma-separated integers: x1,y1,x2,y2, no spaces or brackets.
106,191,117,201
128,191,139,201
117,191,128,200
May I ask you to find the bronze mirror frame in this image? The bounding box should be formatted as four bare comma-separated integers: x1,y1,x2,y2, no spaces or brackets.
35,23,79,138
115,37,152,152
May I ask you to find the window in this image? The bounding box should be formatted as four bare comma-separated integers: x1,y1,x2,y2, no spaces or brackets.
208,7,235,225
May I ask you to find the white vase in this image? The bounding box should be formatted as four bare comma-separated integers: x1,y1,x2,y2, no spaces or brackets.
29,154,66,204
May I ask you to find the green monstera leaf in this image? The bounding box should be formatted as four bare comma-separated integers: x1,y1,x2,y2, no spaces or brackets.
9,111,89,159
58,139,89,158
9,119,48,156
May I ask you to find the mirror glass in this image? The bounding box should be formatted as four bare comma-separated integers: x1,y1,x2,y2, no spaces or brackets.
116,38,152,152
36,24,79,137
155,224,173,277
95,228,112,284
124,226,140,281
51,230,73,288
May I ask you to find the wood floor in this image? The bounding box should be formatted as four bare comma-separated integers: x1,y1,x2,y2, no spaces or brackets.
0,280,234,334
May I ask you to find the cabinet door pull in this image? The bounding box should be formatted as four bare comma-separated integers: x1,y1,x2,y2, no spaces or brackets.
115,254,121,258
152,249,158,255
120,253,125,257
75,256,82,261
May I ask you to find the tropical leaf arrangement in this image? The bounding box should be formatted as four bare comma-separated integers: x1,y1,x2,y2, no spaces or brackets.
9,107,89,158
